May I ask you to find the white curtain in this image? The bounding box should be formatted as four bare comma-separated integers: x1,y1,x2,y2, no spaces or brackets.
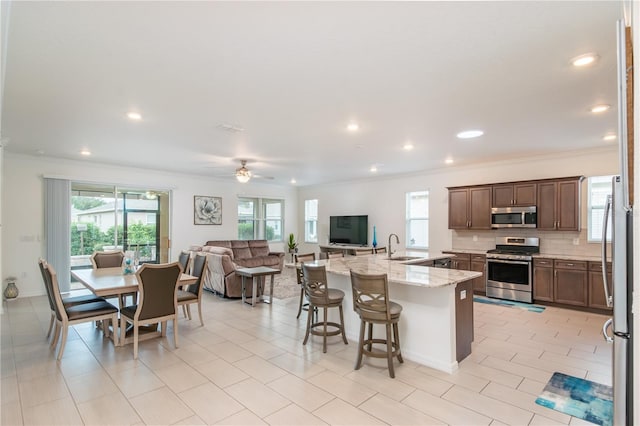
44,178,71,292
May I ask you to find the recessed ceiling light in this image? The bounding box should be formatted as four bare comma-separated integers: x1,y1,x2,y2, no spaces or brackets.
347,122,359,132
35,149,45,155
80,150,91,156
603,133,617,141
370,165,378,172
456,130,484,139
127,112,142,120
590,104,610,113
571,53,599,67
290,179,297,184
445,158,454,164
403,142,414,151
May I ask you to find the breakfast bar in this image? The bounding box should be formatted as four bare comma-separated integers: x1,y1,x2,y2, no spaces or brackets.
305,252,481,373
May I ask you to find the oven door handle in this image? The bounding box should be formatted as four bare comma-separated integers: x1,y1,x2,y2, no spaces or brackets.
486,259,530,266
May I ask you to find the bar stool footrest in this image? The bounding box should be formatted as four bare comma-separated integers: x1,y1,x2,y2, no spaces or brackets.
361,338,402,359
309,321,344,337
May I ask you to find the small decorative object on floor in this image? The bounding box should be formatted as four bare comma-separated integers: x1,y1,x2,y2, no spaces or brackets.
473,295,545,313
536,372,612,426
4,277,19,299
372,226,377,248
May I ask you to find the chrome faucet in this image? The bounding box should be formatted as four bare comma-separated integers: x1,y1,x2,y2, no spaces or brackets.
388,233,400,258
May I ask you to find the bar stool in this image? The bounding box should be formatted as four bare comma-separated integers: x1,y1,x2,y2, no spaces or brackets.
349,270,403,378
295,253,316,319
301,263,349,353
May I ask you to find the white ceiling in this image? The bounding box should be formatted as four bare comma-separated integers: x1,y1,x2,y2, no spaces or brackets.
1,1,623,186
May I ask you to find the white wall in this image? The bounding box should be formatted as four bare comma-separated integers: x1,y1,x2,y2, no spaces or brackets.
2,153,297,297
297,147,619,256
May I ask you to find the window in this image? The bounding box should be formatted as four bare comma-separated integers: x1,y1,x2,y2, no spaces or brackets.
406,191,429,248
588,176,613,242
304,199,318,243
238,197,284,242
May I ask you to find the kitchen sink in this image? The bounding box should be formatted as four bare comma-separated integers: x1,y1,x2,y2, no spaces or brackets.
388,256,422,261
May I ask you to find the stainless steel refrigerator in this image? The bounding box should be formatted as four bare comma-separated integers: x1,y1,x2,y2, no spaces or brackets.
600,20,634,426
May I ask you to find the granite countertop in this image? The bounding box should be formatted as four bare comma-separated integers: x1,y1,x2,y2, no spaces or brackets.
441,249,488,255
444,248,607,262
532,253,608,262
306,253,482,289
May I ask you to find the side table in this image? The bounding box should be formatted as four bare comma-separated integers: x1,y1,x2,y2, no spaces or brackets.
236,266,281,307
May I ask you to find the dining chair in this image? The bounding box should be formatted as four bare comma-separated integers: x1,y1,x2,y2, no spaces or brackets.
353,248,374,256
294,252,316,319
178,250,191,275
177,254,207,326
350,270,403,378
326,251,344,259
120,262,182,359
91,250,135,305
374,247,387,254
90,250,125,268
301,263,348,353
44,263,119,360
38,259,107,344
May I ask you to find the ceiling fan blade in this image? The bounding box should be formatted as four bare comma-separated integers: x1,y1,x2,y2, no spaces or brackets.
253,174,274,180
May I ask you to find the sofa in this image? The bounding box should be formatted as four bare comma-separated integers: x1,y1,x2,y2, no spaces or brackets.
191,240,285,298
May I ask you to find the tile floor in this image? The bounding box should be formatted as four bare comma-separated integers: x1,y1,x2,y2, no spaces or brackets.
1,290,612,425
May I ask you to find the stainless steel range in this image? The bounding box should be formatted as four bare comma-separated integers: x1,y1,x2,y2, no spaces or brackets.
486,237,540,303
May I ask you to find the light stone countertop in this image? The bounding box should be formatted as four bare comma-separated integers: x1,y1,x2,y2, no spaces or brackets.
304,252,481,289
445,248,607,262
442,249,489,256
532,253,608,262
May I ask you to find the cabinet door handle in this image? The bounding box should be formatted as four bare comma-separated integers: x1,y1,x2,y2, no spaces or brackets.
566,263,574,266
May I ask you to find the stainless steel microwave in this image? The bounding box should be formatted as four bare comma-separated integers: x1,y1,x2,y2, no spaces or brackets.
491,206,537,228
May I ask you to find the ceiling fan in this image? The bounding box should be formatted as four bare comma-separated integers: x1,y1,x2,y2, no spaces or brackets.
233,160,274,183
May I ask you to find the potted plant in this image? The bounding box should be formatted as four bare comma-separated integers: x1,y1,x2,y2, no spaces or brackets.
287,233,298,254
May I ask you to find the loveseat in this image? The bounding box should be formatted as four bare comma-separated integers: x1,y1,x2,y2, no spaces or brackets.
190,240,285,298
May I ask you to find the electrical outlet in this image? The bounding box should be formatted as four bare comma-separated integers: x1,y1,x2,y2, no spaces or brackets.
573,238,580,245
460,290,467,300
473,235,478,242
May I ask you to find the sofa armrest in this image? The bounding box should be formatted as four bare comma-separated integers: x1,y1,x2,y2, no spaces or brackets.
269,251,285,258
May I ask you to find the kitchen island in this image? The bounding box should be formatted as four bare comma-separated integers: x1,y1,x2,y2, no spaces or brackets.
304,252,481,373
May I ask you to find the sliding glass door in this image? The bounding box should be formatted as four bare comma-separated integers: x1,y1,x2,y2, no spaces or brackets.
70,183,170,274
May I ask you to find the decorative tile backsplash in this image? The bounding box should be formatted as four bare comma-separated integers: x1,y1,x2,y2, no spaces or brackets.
451,229,607,258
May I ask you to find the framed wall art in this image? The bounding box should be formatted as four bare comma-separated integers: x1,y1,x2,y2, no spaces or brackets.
194,196,222,225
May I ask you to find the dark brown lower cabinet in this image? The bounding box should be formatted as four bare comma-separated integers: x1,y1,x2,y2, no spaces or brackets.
553,260,588,307
470,255,486,294
455,280,473,362
588,261,613,310
533,258,554,302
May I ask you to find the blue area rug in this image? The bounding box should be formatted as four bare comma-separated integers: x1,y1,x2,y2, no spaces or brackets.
535,372,613,425
473,295,545,313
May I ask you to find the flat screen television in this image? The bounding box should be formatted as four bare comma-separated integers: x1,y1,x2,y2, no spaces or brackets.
329,215,368,246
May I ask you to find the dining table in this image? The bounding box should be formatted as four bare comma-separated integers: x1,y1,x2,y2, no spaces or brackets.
71,267,198,345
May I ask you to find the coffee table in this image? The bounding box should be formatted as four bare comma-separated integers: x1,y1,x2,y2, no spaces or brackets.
236,266,281,307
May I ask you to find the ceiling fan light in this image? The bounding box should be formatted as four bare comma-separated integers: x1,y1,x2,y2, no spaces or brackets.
236,170,251,183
